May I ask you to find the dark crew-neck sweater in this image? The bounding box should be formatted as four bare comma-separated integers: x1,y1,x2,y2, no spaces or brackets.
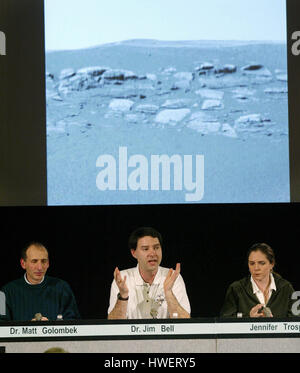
0,276,80,321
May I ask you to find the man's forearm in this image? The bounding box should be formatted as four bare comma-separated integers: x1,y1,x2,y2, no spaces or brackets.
107,299,128,320
165,290,190,319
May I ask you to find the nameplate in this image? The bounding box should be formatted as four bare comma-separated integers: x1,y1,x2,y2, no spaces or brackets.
0,321,300,340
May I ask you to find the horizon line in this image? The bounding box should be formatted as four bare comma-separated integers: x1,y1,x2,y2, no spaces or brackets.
45,38,286,53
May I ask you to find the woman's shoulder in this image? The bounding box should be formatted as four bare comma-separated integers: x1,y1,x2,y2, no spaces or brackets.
273,272,294,290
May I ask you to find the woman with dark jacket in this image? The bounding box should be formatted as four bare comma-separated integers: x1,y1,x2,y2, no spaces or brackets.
220,243,295,318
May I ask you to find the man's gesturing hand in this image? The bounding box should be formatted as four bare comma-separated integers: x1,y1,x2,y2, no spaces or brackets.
114,267,129,298
164,263,181,294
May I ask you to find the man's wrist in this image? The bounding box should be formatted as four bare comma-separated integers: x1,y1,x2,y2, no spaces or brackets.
117,293,129,301
164,289,174,298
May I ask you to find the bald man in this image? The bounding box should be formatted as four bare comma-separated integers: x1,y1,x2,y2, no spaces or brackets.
0,242,80,321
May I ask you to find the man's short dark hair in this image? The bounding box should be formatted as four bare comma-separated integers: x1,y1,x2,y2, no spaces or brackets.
21,242,48,261
128,227,163,251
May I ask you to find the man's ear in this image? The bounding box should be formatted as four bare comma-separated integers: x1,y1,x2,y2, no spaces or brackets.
20,258,26,270
130,249,137,259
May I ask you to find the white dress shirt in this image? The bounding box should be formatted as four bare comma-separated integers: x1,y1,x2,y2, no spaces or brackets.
250,273,276,305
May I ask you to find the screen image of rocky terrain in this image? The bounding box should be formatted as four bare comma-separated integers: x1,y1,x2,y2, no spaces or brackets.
45,39,289,205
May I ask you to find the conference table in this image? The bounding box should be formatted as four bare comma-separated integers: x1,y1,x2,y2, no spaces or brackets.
1,317,300,354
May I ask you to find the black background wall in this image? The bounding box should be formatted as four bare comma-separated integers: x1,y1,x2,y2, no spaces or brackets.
0,0,300,321
0,0,47,206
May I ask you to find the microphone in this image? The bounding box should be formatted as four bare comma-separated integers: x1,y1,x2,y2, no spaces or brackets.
263,307,272,317
34,313,42,321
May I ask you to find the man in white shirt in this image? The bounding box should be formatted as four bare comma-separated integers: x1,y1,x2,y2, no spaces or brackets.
107,227,191,319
